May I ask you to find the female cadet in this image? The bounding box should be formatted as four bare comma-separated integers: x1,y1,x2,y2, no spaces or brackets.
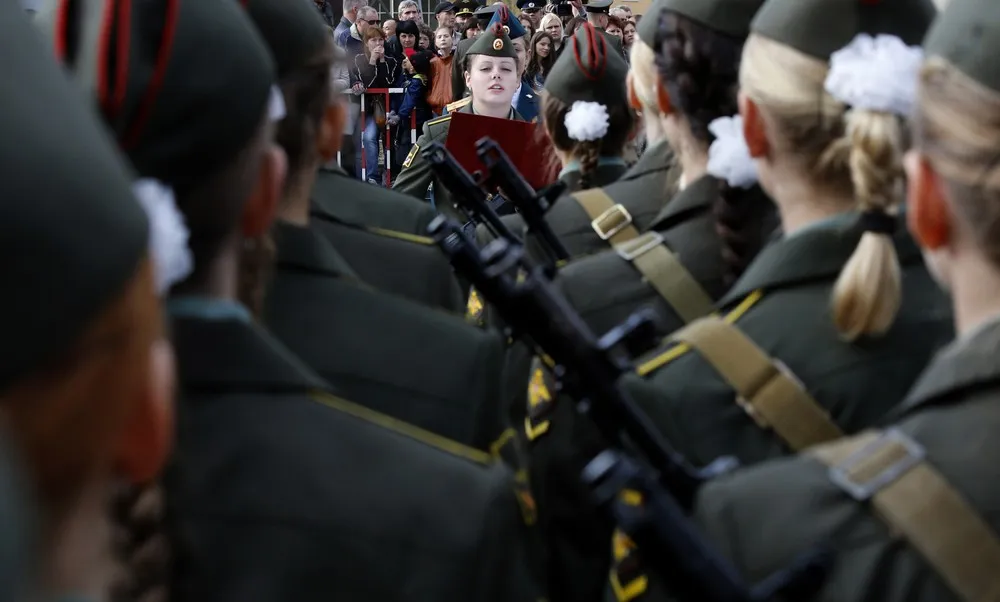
393,14,526,221
253,0,511,452
517,23,638,262
2,3,173,601
520,3,779,601
50,1,540,601
629,1,1000,600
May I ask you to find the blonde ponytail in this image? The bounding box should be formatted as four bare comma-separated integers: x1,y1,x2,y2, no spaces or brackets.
831,110,905,340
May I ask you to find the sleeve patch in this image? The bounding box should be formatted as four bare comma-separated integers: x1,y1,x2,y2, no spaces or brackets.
402,143,420,169
465,288,485,326
525,364,555,442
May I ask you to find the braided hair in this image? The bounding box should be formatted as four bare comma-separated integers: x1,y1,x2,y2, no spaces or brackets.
651,11,773,286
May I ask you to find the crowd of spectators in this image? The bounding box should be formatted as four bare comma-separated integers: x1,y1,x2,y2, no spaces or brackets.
314,0,639,186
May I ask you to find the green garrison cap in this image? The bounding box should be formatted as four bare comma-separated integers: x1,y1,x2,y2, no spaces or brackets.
245,0,333,79
45,0,276,193
1,1,148,390
638,0,764,45
487,5,528,39
466,17,519,59
545,22,629,106
752,0,936,60
584,0,612,13
924,0,1000,92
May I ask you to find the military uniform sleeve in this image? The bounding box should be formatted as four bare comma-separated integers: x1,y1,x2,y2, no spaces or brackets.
392,121,436,201
473,465,545,602
523,356,617,602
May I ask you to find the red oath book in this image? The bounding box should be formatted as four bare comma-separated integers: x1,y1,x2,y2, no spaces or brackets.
445,111,555,190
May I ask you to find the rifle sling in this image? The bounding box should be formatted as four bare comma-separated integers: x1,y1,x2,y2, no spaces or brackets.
573,189,642,246
670,316,842,451
812,430,1000,602
616,233,715,325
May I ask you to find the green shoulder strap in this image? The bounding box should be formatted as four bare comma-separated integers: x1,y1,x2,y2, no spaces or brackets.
813,429,1000,602
670,316,843,451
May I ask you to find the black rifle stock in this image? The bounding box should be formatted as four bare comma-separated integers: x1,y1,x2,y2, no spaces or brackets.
474,138,570,263
421,141,519,243
428,215,831,602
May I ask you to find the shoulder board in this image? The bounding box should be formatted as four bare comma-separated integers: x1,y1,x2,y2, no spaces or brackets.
309,390,492,465
364,225,435,245
446,97,472,113
426,114,452,128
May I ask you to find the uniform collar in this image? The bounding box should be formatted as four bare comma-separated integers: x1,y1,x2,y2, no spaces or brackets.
273,220,359,280
170,306,328,394
890,313,1000,418
620,139,674,182
462,101,523,121
647,173,717,231
719,211,923,307
558,157,628,180
311,168,369,227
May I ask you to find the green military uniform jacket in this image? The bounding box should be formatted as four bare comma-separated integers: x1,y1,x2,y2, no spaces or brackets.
167,312,541,602
623,212,952,466
556,173,773,337
314,166,437,235
521,141,676,266
524,212,953,602
393,104,525,224
310,166,465,314
265,221,510,450
628,316,1000,602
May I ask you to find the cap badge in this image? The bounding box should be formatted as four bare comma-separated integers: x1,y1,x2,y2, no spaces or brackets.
493,38,504,50
502,25,510,34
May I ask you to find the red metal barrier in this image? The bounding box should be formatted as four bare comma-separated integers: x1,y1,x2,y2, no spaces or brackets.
339,87,417,186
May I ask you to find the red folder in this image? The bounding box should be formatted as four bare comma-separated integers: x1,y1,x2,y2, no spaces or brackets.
445,111,555,190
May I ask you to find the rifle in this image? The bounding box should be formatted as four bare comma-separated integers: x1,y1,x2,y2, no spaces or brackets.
421,141,518,243
427,215,831,602
475,138,570,264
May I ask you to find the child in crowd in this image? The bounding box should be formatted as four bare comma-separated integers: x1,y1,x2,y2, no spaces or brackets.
427,25,455,114
390,49,434,178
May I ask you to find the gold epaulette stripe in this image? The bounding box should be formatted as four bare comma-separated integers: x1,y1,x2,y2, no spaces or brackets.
426,114,452,127
634,289,764,377
446,97,472,112
309,390,492,465
364,226,435,245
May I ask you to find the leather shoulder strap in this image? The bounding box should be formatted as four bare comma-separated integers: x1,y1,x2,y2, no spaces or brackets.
572,189,641,246
670,316,843,451
615,232,714,324
812,429,1000,602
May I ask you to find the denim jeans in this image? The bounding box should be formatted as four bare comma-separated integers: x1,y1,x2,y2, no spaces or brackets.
356,115,381,185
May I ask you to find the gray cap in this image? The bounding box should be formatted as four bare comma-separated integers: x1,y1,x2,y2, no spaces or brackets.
924,0,1000,92
638,0,764,45
752,0,936,59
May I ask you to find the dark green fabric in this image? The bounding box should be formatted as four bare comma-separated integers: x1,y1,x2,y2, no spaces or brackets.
0,433,35,602
245,0,329,79
467,21,518,59
751,0,936,60
393,104,525,224
55,0,275,193
924,0,1000,93
522,175,767,602
544,23,629,106
266,221,509,450
314,166,436,234
682,317,1000,602
639,0,764,43
309,171,465,314
1,0,147,390
167,314,542,602
554,171,735,336
624,212,952,467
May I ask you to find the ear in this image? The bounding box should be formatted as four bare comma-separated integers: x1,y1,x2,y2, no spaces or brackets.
464,69,472,89
905,150,952,251
654,75,672,115
739,92,769,158
241,143,288,239
114,339,175,484
318,98,347,163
